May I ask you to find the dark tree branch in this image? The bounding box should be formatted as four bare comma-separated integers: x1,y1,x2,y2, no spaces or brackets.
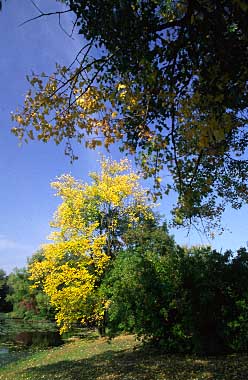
171,107,183,195
189,150,203,188
19,8,73,27
58,12,73,38
68,40,94,70
29,0,78,38
153,17,186,33
70,16,79,38
30,0,42,14
49,54,110,100
50,50,120,121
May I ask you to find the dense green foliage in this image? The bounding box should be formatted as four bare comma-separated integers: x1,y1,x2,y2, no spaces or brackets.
7,263,55,321
0,269,11,313
2,225,248,354
178,247,248,353
2,219,248,354
103,229,248,354
103,223,182,346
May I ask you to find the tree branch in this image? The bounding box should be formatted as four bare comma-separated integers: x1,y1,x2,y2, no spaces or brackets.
19,8,73,27
189,150,203,188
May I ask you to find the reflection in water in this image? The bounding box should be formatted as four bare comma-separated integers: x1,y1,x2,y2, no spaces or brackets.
0,315,63,348
0,315,64,366
0,347,9,354
14,330,63,347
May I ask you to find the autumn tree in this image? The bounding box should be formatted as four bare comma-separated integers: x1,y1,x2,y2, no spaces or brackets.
29,157,154,333
11,0,248,230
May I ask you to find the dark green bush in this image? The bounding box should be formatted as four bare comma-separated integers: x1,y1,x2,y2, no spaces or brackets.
102,224,191,352
103,224,248,354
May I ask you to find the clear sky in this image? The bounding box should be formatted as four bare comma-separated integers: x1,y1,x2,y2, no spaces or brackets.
0,0,247,273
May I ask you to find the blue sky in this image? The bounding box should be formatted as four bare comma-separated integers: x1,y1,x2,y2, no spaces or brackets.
0,0,247,273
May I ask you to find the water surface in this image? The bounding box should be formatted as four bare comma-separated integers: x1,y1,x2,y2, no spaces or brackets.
0,314,63,366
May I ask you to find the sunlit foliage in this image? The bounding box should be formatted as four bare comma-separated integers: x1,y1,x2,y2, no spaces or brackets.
11,0,248,230
29,157,153,333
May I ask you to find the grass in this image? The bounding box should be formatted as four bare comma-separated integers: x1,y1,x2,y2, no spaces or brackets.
0,332,248,380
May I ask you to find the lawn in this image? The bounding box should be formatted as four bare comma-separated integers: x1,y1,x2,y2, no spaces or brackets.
0,333,248,380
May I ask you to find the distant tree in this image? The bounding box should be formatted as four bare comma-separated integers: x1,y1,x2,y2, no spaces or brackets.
7,268,37,318
0,269,11,313
7,263,54,320
12,0,248,229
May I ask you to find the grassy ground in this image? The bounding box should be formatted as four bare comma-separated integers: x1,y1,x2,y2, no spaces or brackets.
0,333,248,380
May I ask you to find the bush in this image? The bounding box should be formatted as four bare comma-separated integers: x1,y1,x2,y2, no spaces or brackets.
102,224,191,352
103,227,248,354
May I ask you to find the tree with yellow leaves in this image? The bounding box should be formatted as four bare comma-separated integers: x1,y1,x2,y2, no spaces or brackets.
11,0,248,232
29,157,154,333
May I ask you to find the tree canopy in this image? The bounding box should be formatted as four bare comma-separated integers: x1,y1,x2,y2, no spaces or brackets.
29,157,153,333
105,241,248,354
7,264,55,320
11,0,248,229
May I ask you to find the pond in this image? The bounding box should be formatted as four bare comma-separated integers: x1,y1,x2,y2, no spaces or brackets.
0,314,63,366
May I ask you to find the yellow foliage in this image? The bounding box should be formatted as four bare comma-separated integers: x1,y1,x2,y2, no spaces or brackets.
29,156,153,333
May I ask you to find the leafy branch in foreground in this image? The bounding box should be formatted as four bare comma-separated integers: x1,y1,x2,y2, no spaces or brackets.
12,0,248,230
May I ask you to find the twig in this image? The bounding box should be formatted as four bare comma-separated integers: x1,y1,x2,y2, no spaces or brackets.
19,9,72,27
47,55,108,100
189,150,203,188
58,12,73,39
49,50,120,122
30,0,42,14
68,40,94,70
69,16,79,38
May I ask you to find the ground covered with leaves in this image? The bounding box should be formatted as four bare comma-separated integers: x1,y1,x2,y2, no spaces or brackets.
0,334,248,380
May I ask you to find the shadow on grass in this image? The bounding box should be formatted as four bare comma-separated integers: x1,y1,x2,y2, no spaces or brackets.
21,346,248,380
0,346,36,368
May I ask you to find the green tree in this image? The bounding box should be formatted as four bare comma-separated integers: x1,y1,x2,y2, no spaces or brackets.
0,269,11,313
225,247,248,352
7,264,54,321
12,0,248,229
178,246,248,354
179,246,232,353
103,239,248,354
7,268,38,319
102,222,188,350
